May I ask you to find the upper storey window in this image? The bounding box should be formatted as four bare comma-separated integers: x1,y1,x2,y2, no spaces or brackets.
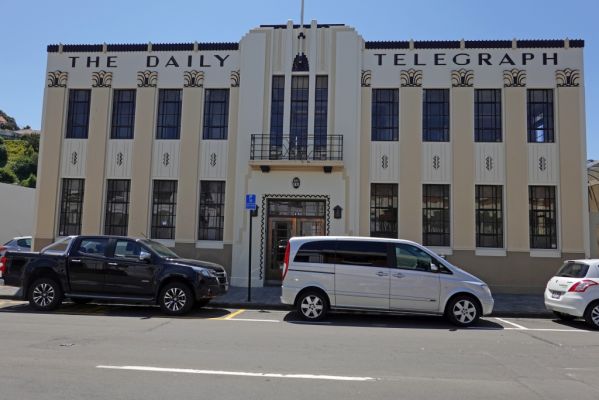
474,89,502,142
527,89,554,143
156,89,182,140
371,89,398,141
203,89,230,140
423,89,449,142
111,89,136,139
66,89,91,139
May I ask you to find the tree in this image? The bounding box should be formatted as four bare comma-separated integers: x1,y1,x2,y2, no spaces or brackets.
0,167,17,184
11,154,37,181
0,142,7,168
21,174,36,188
22,134,40,152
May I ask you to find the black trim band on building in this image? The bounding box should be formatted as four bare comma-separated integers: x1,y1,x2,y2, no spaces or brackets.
259,23,345,29
47,42,239,53
365,39,584,50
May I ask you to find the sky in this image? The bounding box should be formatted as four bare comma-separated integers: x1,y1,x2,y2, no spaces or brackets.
1,0,598,157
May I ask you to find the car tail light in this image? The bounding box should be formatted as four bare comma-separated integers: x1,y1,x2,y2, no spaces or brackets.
568,280,598,293
281,242,290,280
0,256,6,275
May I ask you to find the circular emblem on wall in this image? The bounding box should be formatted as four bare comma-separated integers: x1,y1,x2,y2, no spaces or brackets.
292,177,301,189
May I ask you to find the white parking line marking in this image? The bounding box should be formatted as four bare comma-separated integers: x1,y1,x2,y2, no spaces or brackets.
97,365,375,381
494,318,529,330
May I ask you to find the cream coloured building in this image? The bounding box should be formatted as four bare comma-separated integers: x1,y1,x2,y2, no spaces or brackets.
34,21,588,293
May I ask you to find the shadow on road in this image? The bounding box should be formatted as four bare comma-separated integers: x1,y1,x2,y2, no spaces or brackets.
282,311,505,330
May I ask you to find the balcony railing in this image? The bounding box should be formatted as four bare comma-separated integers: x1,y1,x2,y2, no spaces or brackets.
250,134,343,161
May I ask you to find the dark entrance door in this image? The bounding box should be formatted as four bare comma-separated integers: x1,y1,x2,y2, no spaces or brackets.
265,200,326,285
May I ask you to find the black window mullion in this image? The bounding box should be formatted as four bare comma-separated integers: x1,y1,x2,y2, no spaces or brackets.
527,89,554,143
198,181,226,241
156,89,182,140
104,179,130,235
371,89,398,141
151,180,177,239
58,178,85,236
203,89,230,140
475,185,503,248
370,183,398,238
111,89,136,139
529,186,557,249
423,184,450,246
66,90,91,139
423,89,449,142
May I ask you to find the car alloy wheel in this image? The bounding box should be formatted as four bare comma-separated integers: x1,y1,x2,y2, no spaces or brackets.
297,291,328,321
449,297,479,326
164,287,187,312
591,306,599,327
32,283,55,307
585,302,599,330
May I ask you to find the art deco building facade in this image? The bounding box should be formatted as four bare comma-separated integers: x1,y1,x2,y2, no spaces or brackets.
34,21,587,293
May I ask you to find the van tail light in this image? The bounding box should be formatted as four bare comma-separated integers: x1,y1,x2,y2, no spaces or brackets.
282,242,291,280
0,256,7,275
568,280,598,293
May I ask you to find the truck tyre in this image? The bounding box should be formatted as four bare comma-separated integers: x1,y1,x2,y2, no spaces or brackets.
159,282,194,315
28,277,63,311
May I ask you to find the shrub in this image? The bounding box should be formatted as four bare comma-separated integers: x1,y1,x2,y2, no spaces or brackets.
21,174,36,188
11,155,37,181
0,167,17,184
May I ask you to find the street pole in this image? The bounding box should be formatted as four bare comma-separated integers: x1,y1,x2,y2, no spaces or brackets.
248,210,252,302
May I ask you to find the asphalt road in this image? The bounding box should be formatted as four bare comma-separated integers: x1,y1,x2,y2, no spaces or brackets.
0,299,598,400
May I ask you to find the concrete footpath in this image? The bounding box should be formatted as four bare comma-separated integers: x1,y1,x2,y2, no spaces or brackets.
0,284,552,317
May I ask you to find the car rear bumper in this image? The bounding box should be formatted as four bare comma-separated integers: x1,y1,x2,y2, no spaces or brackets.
281,286,299,305
544,289,586,317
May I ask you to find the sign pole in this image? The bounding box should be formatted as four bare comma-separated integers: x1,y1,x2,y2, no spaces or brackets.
248,210,252,302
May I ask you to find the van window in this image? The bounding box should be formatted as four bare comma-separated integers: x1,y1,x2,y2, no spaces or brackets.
336,240,389,267
556,262,589,278
395,244,434,272
294,240,336,264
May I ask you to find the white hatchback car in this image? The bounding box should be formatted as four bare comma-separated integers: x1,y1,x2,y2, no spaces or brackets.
281,236,494,326
544,259,599,329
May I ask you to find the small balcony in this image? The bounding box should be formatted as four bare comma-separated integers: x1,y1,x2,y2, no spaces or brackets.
249,134,343,170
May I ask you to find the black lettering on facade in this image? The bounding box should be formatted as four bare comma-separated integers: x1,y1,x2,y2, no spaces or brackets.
453,53,470,66
165,56,179,67
543,52,558,65
147,55,159,67
199,55,211,67
107,56,117,68
478,53,492,65
434,53,446,65
188,55,193,67
522,53,534,65
375,53,386,66
414,53,426,66
394,54,406,66
86,56,100,68
214,54,230,67
499,54,516,65
69,56,79,68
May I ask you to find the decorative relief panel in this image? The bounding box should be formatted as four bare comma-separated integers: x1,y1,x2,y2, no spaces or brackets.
230,70,240,87
61,139,87,178
106,140,133,178
137,70,158,87
91,71,112,87
422,142,451,183
475,143,505,184
47,71,68,87
152,140,180,178
369,142,399,182
400,69,422,87
200,140,229,179
451,69,474,87
528,144,558,184
183,70,204,87
361,70,371,87
555,68,580,87
503,69,526,87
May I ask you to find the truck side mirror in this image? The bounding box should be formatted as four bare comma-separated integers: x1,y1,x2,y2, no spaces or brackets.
139,251,152,263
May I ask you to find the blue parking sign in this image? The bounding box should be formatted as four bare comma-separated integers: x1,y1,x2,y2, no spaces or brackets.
245,194,257,210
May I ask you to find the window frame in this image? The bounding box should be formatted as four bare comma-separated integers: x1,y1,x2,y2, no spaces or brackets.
58,178,85,236
529,185,558,249
371,88,399,141
370,183,398,238
198,180,226,241
475,185,504,248
422,184,451,247
110,89,136,139
202,89,230,140
151,180,178,240
66,89,91,139
474,89,502,142
289,75,309,159
269,75,285,157
423,89,450,142
527,89,554,143
156,89,182,140
104,179,131,236
314,75,329,157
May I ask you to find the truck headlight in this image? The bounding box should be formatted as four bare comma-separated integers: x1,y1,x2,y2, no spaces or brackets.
200,269,216,278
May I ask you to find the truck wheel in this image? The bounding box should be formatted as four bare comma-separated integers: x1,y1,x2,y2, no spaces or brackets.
445,295,481,327
159,282,194,315
296,290,328,321
28,278,63,311
584,301,599,330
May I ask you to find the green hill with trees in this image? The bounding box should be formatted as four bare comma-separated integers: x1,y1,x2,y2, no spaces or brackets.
0,110,39,188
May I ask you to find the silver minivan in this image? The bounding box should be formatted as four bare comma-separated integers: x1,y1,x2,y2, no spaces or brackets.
281,236,494,326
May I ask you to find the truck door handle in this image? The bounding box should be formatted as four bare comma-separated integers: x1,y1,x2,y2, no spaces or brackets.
71,259,82,263
392,273,405,278
376,271,388,277
107,262,118,266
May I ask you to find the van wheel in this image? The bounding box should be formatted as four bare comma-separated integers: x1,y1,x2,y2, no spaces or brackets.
584,301,599,330
446,295,480,327
553,311,576,321
159,282,194,315
28,278,63,311
297,291,328,321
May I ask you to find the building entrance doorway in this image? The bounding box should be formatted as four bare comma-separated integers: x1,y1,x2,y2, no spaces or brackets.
266,199,326,285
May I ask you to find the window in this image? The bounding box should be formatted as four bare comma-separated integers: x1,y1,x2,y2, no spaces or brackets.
529,186,557,249
395,244,435,272
370,183,398,238
269,76,285,157
76,238,109,256
475,89,502,142
423,184,450,246
114,240,143,259
314,75,329,158
198,181,225,241
151,180,177,239
336,240,389,267
527,89,554,143
290,76,309,159
423,89,449,142
156,89,182,139
111,89,136,139
203,89,229,140
58,178,85,236
475,185,503,248
294,240,336,264
17,238,31,248
556,262,589,278
66,89,91,138
104,179,130,236
371,89,398,141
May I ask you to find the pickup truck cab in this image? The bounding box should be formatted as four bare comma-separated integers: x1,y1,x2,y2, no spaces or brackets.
0,235,228,315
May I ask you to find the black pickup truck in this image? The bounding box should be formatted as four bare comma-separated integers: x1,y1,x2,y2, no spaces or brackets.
0,235,228,315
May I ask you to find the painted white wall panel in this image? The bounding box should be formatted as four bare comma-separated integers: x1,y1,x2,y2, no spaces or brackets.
152,140,180,178
200,140,229,179
106,140,133,178
60,139,87,178
370,142,400,182
422,142,452,183
528,143,558,184
475,143,505,184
